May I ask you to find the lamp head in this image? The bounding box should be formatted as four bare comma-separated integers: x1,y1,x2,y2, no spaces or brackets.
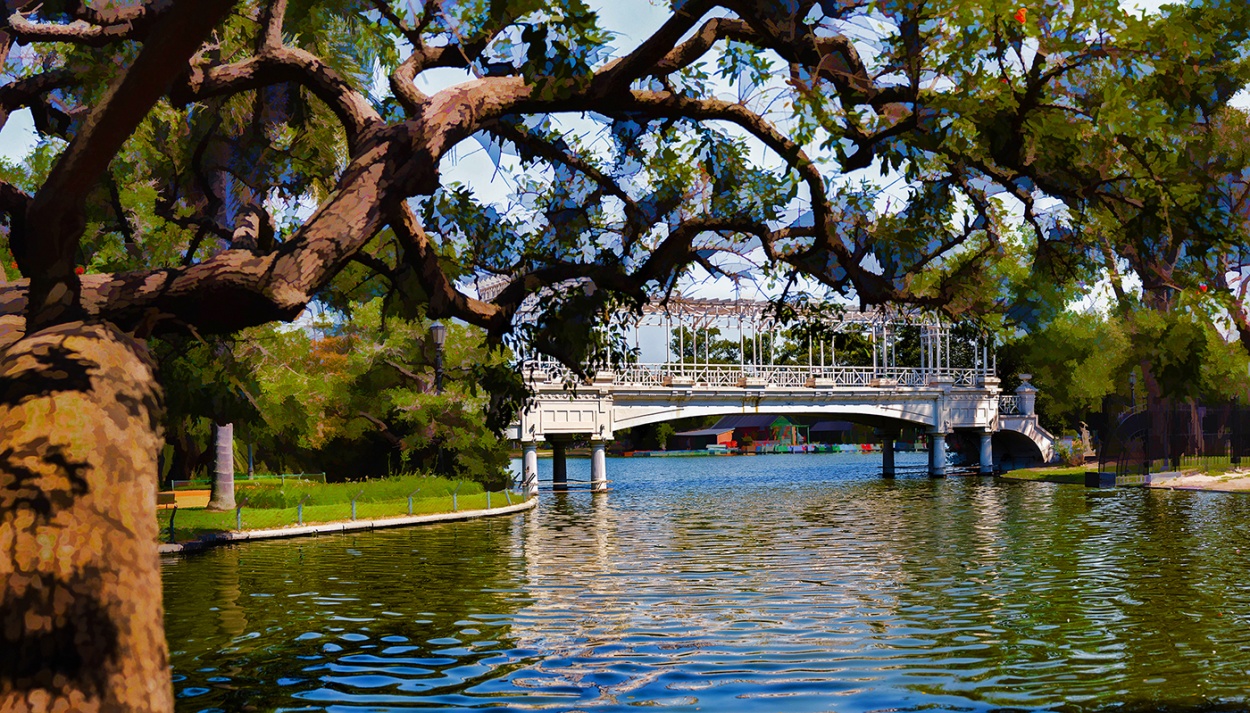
431,321,447,347
1129,371,1136,387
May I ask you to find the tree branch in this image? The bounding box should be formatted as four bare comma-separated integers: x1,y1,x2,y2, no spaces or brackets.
175,45,382,151
24,0,238,329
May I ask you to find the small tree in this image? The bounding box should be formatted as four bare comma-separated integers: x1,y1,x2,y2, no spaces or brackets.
655,423,675,451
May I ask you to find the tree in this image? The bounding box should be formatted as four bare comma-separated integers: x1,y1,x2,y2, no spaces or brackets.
2,2,1248,710
233,299,514,488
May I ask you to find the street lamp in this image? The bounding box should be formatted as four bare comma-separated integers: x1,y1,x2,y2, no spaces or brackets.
1129,371,1137,411
430,321,446,394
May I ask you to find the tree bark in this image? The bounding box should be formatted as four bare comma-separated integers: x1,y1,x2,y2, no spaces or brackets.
0,321,171,713
206,422,235,511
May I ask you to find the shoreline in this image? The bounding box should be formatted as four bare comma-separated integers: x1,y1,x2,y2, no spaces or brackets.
158,497,537,555
1146,471,1250,493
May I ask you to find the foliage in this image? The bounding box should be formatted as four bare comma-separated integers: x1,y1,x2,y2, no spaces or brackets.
154,300,515,489
998,311,1131,429
1054,440,1088,468
234,299,515,488
4,0,1248,374
655,423,675,451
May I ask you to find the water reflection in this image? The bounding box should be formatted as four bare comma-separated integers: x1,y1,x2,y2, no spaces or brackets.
164,454,1250,711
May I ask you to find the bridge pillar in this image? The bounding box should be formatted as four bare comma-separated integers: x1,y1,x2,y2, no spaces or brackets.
928,431,947,477
590,440,608,492
979,429,994,474
551,439,568,492
882,432,897,478
522,442,539,496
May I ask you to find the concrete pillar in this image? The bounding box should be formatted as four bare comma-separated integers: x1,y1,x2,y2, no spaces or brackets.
882,432,897,478
1016,373,1037,416
591,440,608,492
928,431,947,477
522,442,539,496
552,440,568,492
980,430,994,474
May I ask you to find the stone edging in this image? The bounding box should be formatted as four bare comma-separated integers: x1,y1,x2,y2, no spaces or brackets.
158,496,537,555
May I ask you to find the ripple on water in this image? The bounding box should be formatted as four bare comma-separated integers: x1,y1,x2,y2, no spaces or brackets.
163,453,1250,711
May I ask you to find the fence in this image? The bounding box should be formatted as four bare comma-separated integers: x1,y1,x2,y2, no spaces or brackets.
1097,400,1250,477
156,488,527,544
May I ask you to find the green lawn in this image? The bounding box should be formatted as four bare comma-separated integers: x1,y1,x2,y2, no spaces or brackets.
157,474,525,543
999,466,1088,485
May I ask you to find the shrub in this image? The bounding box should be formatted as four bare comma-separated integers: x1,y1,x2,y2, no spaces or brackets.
1055,439,1087,467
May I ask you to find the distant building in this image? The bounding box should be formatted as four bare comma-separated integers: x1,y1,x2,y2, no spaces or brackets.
705,415,808,446
671,426,735,450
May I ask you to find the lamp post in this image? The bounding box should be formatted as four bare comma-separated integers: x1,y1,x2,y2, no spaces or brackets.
1129,371,1137,411
431,321,446,394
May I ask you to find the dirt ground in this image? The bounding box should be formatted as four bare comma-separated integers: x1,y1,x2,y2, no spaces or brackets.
169,489,211,508
1148,471,1250,492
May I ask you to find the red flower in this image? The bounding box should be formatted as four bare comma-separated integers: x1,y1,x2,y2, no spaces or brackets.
1014,7,1027,23
8,261,15,269
75,266,85,275
1199,284,1208,293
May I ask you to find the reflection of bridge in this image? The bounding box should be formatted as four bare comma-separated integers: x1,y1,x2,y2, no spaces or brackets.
508,298,1054,493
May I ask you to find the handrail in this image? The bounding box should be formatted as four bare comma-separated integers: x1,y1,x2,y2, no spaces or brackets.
998,395,1021,415
525,360,995,389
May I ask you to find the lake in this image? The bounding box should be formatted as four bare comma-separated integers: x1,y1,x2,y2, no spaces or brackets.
162,452,1250,711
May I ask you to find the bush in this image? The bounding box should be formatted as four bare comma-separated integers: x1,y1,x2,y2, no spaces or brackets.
1055,439,1087,467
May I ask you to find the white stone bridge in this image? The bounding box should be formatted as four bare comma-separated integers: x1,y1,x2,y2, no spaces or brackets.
507,297,1054,493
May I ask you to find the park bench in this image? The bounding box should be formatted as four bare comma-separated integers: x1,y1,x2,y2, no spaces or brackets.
157,491,176,509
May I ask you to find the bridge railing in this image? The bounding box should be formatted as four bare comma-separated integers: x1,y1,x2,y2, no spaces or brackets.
526,361,995,390
998,395,1021,415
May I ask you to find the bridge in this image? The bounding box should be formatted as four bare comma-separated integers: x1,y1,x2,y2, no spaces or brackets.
507,297,1054,494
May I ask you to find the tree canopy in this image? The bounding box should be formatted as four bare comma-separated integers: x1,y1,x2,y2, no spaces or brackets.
1,0,1248,367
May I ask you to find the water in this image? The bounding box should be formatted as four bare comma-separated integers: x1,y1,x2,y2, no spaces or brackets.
162,453,1250,711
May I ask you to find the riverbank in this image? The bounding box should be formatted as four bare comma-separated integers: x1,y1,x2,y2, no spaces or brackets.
159,496,535,554
1147,470,1250,492
156,473,521,548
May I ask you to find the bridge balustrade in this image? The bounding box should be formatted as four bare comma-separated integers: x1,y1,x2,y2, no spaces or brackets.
525,360,992,390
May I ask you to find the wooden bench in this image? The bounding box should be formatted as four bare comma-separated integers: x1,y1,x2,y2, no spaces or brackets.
157,491,177,509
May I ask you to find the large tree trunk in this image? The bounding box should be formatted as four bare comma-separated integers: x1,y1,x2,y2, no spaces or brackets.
206,422,236,511
0,321,172,713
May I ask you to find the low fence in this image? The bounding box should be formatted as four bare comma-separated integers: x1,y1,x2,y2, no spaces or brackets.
157,488,526,544
1098,400,1250,477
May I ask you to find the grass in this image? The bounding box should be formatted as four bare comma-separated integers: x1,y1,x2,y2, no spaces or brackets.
233,472,477,508
157,473,522,544
999,465,1088,485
